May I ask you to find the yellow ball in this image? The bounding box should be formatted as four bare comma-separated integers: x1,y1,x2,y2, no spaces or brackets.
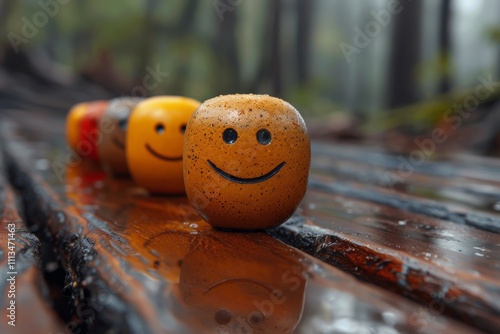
127,96,201,194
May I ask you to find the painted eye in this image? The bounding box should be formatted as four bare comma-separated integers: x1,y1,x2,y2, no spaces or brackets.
118,119,127,130
214,309,232,325
256,129,271,145
222,128,238,144
155,123,165,134
180,124,187,134
248,311,264,327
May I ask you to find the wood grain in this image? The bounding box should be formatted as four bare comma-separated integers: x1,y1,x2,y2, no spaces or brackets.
0,153,64,334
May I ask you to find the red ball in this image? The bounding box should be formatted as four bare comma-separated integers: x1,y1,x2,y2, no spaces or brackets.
78,101,108,160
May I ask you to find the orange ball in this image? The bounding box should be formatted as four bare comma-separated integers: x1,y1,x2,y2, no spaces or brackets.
183,94,311,230
66,102,87,152
127,96,201,194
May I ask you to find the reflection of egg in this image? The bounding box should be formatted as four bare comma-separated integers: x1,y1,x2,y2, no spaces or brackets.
184,94,311,230
176,231,306,332
98,97,143,175
127,96,201,194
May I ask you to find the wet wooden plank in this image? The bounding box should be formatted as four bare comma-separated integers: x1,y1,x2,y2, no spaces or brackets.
312,142,500,210
0,115,479,333
311,141,500,233
0,66,112,113
0,154,64,333
275,143,500,332
312,142,500,185
308,174,500,234
312,154,500,214
268,180,500,332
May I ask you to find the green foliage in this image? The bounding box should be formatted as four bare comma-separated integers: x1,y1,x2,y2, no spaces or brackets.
485,25,500,43
365,88,500,135
286,80,345,119
416,51,451,88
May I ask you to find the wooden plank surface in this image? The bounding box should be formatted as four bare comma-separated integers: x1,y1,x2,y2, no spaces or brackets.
270,145,500,332
0,113,482,333
0,151,64,333
272,203,500,331
311,143,500,223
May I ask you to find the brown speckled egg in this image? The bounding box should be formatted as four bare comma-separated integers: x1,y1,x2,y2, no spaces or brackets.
183,94,311,230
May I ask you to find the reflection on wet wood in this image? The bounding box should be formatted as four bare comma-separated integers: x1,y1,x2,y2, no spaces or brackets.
269,147,500,332
174,231,306,332
0,155,64,333
311,143,500,231
272,214,500,332
0,119,479,333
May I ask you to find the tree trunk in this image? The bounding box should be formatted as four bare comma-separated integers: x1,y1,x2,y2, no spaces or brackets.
215,2,240,94
296,0,314,85
438,0,452,94
386,1,423,109
134,0,157,85
0,0,16,56
271,0,282,97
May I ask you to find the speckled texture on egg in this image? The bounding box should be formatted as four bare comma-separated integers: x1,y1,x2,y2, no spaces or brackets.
98,97,143,175
183,94,311,230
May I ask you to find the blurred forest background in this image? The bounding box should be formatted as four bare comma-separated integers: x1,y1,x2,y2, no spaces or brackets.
2,0,500,154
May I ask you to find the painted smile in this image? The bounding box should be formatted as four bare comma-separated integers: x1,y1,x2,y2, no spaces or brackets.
112,136,125,150
204,277,276,295
207,160,285,184
145,144,183,161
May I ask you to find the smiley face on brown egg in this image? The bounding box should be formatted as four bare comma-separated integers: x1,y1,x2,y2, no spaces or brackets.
183,94,311,230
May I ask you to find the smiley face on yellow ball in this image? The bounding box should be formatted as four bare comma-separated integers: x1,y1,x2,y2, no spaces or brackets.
127,96,201,194
184,94,311,230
